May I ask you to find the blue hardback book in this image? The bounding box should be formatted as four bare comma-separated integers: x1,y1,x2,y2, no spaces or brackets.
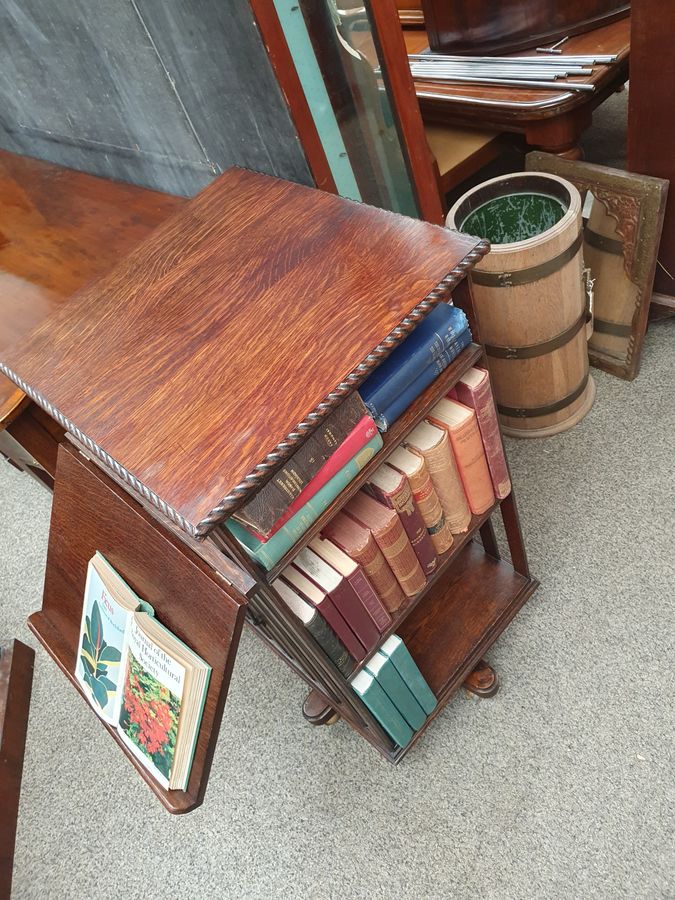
379,634,438,716
358,304,470,417
226,433,383,570
350,669,414,748
374,328,472,431
365,650,426,730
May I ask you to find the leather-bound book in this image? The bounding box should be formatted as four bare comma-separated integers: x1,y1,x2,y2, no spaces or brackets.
273,579,354,678
387,446,454,555
322,512,405,613
427,399,496,516
309,535,392,633
294,547,380,653
233,391,366,535
281,565,365,661
344,491,426,599
452,368,511,501
365,463,437,577
405,422,471,534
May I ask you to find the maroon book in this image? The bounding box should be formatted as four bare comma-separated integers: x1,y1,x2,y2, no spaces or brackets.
365,463,438,577
294,548,380,653
281,565,366,661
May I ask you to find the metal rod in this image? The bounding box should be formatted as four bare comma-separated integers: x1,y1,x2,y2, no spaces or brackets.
410,65,593,77
408,53,617,64
410,73,596,91
536,35,570,53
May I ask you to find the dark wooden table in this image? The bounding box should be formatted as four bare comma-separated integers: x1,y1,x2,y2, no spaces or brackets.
404,18,630,159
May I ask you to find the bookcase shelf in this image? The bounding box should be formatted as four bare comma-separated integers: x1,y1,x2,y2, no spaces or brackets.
259,342,484,582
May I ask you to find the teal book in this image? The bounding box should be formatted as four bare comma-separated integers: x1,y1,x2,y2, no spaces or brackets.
365,650,426,731
379,634,437,715
226,432,383,570
350,669,414,748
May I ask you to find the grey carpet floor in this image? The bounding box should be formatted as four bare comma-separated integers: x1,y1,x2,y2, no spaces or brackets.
2,92,675,900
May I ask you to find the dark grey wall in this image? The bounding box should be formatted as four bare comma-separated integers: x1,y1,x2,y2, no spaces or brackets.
0,0,313,196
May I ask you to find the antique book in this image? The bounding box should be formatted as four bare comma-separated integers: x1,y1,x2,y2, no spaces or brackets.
344,491,426,598
226,432,382,570
281,565,365,661
233,392,367,534
358,304,469,418
322,512,405,613
373,329,472,431
405,421,471,534
379,634,437,716
387,446,454,555
308,535,392,633
452,367,511,500
254,415,378,540
273,578,354,677
428,398,496,516
76,553,211,791
293,547,380,652
366,463,437,577
350,670,414,748
365,650,426,731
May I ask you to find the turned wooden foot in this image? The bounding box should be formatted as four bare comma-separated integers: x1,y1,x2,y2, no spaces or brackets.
463,659,499,697
303,689,340,726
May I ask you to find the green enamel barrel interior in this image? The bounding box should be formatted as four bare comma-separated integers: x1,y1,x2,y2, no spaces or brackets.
456,175,571,245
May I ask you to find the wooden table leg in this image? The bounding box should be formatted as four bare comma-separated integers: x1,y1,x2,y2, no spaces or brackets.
526,107,591,160
463,658,499,697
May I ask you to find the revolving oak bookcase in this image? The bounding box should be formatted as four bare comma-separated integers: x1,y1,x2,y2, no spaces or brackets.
0,168,538,813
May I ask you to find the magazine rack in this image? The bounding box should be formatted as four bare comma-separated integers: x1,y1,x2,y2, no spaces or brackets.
0,168,538,811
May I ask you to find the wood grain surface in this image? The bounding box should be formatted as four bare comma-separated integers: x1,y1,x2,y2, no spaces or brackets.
0,166,483,536
29,443,247,813
0,150,184,425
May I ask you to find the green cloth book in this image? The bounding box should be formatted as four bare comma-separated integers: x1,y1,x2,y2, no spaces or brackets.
379,634,437,716
350,669,414,748
365,650,426,731
226,433,383,570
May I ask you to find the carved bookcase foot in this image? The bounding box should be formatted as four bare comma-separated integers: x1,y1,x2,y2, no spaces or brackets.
303,690,340,726
463,658,499,698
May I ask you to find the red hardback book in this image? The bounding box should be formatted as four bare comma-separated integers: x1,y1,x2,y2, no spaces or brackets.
294,547,380,652
281,565,366,661
451,367,511,500
365,463,437,577
252,416,378,541
309,535,392,633
344,491,427,598
322,512,405,612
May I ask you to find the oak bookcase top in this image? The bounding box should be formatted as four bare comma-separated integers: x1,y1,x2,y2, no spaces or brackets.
0,167,487,538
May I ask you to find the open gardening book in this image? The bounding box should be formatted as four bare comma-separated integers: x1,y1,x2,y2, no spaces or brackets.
75,552,211,791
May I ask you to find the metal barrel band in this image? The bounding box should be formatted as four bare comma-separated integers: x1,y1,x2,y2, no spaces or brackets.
485,310,586,360
470,231,584,288
593,317,633,337
497,372,589,418
584,227,623,256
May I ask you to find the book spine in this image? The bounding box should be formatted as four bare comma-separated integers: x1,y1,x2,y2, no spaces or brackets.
443,411,495,516
410,430,471,534
226,433,383,570
364,310,469,415
258,416,378,540
368,658,427,730
455,376,511,500
389,641,438,716
404,461,454,555
351,677,414,748
325,521,405,613
374,330,471,430
328,582,380,652
367,479,437,577
369,512,426,599
314,594,365,661
234,392,366,533
305,611,355,678
346,569,392,633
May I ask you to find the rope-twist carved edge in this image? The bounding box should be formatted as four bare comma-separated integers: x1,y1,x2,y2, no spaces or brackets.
0,239,489,540
198,239,489,536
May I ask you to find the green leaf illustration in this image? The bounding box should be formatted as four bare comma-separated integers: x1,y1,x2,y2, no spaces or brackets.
90,601,103,656
90,677,109,709
99,646,122,664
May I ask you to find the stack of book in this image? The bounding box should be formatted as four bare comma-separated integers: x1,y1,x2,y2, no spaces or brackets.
226,393,383,569
350,635,437,748
358,302,471,431
274,367,510,672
